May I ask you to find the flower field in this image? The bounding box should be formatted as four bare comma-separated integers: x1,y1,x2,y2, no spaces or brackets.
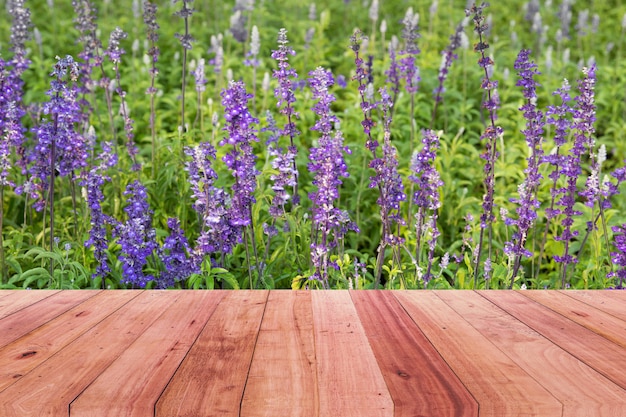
1,0,625,290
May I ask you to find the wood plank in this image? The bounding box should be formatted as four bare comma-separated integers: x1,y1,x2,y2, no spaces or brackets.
0,290,177,416
0,290,137,392
156,291,268,417
520,290,626,348
436,290,626,416
70,290,227,417
0,290,59,319
240,291,318,417
311,291,394,417
351,291,478,417
561,290,626,322
480,290,626,390
394,291,563,416
0,290,99,348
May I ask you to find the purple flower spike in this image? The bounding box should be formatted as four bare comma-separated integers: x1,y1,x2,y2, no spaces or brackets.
113,180,157,288
308,66,355,287
608,224,626,289
157,218,199,288
185,142,239,256
220,80,260,228
504,49,545,284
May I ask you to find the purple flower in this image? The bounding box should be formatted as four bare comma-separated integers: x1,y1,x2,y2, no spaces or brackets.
608,224,626,289
466,2,502,283
574,65,598,207
143,1,160,88
350,30,379,152
504,50,545,274
173,0,195,50
409,129,444,283
220,80,259,228
21,56,89,211
308,66,355,287
83,141,117,280
398,7,421,95
185,142,239,256
371,88,406,247
157,218,199,288
433,20,464,104
113,180,157,288
268,28,300,210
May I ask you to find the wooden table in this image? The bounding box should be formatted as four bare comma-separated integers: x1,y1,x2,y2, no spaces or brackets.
0,290,625,416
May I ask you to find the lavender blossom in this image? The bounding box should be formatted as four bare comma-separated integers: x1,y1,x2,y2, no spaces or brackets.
350,30,379,153
399,7,421,95
185,142,239,256
432,19,464,122
157,218,199,288
105,27,138,168
608,224,626,289
84,141,117,281
504,49,545,284
173,0,195,50
573,65,598,207
308,66,354,287
220,81,259,228
113,180,157,288
8,0,32,72
21,56,88,211
409,129,444,284
143,1,160,91
466,2,503,285
370,88,407,286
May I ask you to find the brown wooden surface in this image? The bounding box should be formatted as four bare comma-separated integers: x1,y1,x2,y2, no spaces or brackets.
156,291,268,417
311,291,394,417
437,290,626,416
0,290,625,417
240,291,319,417
394,291,563,416
481,290,626,391
351,291,478,417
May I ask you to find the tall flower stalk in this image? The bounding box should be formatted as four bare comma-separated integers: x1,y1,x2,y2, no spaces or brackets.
504,49,544,287
173,0,195,130
372,88,407,288
466,2,503,287
0,0,31,283
409,129,443,286
308,67,355,288
143,1,160,177
105,27,138,169
431,19,464,126
84,141,117,287
23,56,84,277
538,79,572,279
220,81,260,287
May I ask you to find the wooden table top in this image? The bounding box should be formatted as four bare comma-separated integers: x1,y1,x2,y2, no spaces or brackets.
0,290,624,416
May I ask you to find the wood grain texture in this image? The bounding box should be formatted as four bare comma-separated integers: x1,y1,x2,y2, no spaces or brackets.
70,291,227,417
0,290,175,416
0,290,59,319
156,291,268,417
480,290,626,390
560,290,626,322
351,290,478,417
520,290,626,348
311,291,394,417
0,290,98,348
241,291,319,417
436,290,626,416
0,290,137,392
394,291,563,417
